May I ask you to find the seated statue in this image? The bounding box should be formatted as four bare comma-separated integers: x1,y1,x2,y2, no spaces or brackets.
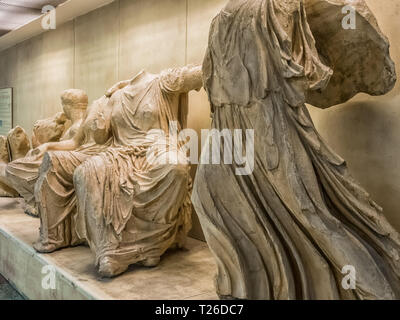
5,89,88,217
0,126,31,197
32,112,68,149
0,136,18,197
30,65,202,277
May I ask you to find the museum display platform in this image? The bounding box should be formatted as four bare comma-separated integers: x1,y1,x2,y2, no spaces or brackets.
0,198,218,300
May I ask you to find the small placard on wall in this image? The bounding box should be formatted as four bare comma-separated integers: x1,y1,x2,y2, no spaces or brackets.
0,88,12,136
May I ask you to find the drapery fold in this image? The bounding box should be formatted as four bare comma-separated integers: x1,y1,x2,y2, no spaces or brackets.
193,0,400,299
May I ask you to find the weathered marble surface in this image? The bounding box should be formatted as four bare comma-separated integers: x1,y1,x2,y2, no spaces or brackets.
5,89,88,217
304,0,397,108
0,136,18,198
0,89,88,217
0,198,217,300
7,126,30,161
32,112,68,149
58,89,88,141
193,0,400,300
29,66,202,279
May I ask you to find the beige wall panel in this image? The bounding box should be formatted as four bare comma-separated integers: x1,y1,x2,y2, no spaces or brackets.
40,22,75,121
75,1,119,103
119,0,186,79
308,0,400,231
14,35,45,137
11,22,74,137
0,47,17,90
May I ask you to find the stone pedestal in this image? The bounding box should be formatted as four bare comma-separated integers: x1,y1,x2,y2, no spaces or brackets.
0,198,217,300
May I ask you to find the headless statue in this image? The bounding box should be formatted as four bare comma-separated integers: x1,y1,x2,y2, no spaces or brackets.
31,65,202,278
5,89,88,217
192,0,400,300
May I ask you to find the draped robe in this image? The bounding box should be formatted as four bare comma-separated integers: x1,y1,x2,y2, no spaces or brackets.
71,67,201,269
192,0,400,300
11,65,201,277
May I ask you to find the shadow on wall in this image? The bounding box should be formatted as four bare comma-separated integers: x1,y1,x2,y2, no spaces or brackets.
308,94,400,232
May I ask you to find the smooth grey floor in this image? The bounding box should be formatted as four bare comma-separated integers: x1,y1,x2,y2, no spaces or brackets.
0,274,24,300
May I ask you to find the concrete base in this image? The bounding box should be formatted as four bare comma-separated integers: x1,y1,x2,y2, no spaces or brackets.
0,198,218,300
0,274,24,300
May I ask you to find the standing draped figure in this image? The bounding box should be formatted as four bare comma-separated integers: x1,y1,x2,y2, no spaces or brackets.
192,0,400,300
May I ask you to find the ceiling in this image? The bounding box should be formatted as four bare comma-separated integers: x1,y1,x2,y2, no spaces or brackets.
0,0,68,37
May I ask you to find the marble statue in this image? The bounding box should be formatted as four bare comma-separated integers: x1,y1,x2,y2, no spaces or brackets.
0,126,31,197
58,89,88,141
30,65,202,278
32,112,68,149
0,136,9,163
0,136,18,197
6,89,88,217
7,126,30,161
192,0,400,300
